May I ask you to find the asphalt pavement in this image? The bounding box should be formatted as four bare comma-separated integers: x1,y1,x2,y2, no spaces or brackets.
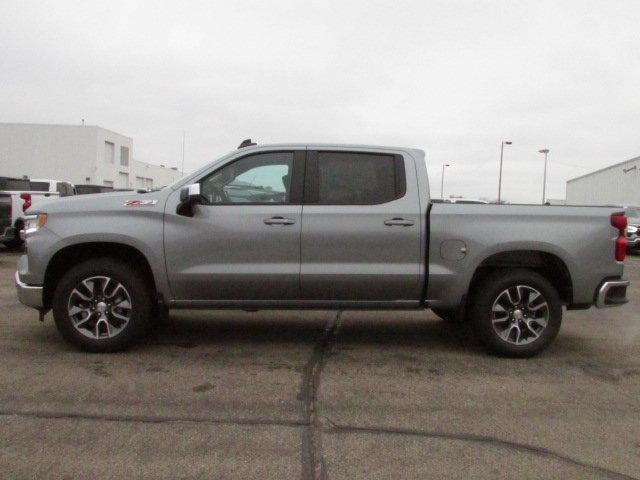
1,248,639,479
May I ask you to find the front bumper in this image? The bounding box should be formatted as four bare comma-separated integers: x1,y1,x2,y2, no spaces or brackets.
596,279,630,308
15,271,44,309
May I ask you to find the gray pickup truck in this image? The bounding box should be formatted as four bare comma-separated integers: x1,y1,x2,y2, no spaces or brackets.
15,142,630,357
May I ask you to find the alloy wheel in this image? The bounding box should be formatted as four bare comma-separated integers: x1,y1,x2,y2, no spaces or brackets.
67,276,132,339
491,285,549,345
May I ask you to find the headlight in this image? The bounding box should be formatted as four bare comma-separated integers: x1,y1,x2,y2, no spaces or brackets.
627,225,638,235
22,213,47,236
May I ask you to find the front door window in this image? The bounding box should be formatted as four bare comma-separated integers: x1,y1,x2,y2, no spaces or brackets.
200,152,293,204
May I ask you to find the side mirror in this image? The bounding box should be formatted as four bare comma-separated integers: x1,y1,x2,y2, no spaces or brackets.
180,183,201,204
177,183,201,217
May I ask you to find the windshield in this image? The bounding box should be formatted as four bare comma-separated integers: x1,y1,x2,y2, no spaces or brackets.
169,150,238,189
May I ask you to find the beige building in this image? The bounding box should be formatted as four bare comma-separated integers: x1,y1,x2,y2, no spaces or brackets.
566,155,640,206
0,123,182,189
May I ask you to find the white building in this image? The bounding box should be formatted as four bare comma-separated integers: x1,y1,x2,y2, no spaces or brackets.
0,123,183,189
566,156,640,206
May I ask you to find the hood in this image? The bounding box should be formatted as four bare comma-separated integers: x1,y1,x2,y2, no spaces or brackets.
28,188,171,215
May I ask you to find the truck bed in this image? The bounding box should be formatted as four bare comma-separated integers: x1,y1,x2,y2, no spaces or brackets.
426,203,625,310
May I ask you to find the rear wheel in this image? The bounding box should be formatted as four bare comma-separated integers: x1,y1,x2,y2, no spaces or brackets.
52,258,153,352
469,269,562,357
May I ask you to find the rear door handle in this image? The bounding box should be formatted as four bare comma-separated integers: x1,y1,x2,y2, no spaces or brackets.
384,217,414,227
264,216,296,225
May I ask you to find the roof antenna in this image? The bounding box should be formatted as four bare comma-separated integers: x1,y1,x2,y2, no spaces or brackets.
238,138,257,149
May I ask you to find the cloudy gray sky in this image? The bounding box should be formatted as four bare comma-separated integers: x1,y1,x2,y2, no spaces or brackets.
2,0,639,202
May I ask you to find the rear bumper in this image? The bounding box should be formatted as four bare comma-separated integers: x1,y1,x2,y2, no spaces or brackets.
627,237,640,248
596,279,630,308
15,271,43,309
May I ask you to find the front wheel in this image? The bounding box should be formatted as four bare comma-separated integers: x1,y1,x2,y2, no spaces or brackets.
469,269,562,358
52,258,153,352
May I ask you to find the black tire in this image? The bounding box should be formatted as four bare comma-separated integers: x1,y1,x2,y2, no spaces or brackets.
52,258,153,352
2,238,23,249
151,303,171,331
468,269,562,358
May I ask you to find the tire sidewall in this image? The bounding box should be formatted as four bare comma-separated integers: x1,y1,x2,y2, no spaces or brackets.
52,258,152,352
471,269,562,357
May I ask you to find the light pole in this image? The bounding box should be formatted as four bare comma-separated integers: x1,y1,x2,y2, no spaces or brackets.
497,141,512,204
539,148,549,204
440,163,450,199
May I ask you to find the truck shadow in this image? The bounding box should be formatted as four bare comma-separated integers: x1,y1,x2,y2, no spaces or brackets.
142,310,481,354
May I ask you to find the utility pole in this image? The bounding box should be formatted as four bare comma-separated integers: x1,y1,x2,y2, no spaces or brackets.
440,164,450,199
497,141,512,203
539,149,550,204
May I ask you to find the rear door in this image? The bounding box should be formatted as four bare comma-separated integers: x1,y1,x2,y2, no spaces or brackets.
300,149,422,304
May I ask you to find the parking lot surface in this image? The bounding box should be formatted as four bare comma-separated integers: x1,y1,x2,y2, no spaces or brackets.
1,248,639,479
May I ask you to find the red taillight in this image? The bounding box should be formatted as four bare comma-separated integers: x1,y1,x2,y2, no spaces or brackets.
611,213,627,262
20,193,32,212
19,193,31,212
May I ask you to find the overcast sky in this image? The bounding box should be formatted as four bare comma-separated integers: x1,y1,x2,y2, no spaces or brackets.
2,0,639,202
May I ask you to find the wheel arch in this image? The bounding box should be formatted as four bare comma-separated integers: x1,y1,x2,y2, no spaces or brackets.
43,242,158,309
468,250,574,306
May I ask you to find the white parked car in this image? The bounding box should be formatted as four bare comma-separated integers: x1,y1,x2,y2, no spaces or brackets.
29,178,76,197
625,206,640,252
0,177,72,248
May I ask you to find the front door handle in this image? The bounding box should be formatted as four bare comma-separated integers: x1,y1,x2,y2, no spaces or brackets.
264,216,296,225
384,217,414,227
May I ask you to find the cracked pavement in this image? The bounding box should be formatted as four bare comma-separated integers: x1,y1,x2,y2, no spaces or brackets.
1,249,639,479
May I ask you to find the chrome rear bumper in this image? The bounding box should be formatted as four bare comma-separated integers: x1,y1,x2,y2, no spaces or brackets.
15,271,44,309
596,279,630,308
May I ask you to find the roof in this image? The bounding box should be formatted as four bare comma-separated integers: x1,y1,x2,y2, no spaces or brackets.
567,155,640,183
241,142,426,157
0,122,131,140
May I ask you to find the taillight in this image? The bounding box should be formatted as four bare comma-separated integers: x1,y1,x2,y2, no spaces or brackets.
20,193,32,212
611,213,627,262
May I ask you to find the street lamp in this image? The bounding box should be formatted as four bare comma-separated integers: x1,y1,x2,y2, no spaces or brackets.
440,163,450,199
539,149,550,204
497,141,512,204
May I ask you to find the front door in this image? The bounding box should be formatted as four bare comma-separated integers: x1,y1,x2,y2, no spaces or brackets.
164,150,305,302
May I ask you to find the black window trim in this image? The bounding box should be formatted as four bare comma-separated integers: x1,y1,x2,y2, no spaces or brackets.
197,150,306,206
303,150,406,206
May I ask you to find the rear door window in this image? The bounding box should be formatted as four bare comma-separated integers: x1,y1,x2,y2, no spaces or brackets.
306,152,405,205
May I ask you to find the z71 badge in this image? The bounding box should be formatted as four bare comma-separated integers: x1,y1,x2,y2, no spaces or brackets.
124,199,158,206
